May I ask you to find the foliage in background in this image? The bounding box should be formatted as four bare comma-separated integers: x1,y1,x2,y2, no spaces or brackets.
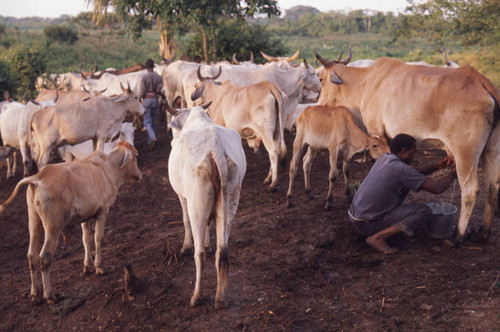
43,24,79,45
0,59,16,100
184,19,288,63
4,45,46,99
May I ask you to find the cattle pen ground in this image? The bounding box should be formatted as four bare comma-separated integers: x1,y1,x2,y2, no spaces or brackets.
0,122,499,331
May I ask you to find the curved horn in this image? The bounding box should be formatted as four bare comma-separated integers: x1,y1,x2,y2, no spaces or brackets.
80,63,87,80
303,58,309,69
201,101,212,110
330,70,343,85
127,81,132,93
197,66,205,81
82,84,90,93
53,90,58,103
260,50,278,62
100,88,107,94
336,50,344,62
249,51,254,63
314,50,332,68
212,66,222,80
341,47,352,65
92,60,97,76
29,97,40,106
440,46,451,66
232,53,240,65
120,82,126,92
3,91,11,102
287,48,300,62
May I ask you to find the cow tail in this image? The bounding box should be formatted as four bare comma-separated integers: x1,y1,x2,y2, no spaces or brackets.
27,113,39,174
209,151,229,281
480,76,500,125
269,86,287,162
0,176,38,214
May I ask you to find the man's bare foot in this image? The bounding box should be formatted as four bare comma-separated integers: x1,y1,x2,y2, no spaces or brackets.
366,236,399,254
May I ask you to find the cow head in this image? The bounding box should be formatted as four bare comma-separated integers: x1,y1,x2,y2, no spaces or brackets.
191,66,222,105
115,141,142,180
314,48,353,107
166,103,212,138
260,48,300,64
115,82,145,117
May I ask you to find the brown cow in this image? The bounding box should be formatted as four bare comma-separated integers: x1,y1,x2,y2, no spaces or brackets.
0,142,143,304
314,49,500,241
286,105,389,210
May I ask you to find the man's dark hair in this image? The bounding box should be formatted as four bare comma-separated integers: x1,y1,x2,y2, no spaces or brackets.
145,59,155,69
390,134,416,154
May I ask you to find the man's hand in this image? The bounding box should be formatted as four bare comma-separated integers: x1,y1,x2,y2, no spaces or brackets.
436,156,455,169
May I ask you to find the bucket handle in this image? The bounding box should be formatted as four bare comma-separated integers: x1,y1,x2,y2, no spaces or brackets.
448,179,457,214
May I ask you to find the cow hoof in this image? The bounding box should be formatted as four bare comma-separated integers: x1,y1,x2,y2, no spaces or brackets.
95,267,105,276
190,296,201,307
267,186,276,193
179,248,193,257
467,229,490,243
263,178,271,185
30,294,43,305
215,299,228,309
323,203,333,211
82,267,92,276
286,198,294,208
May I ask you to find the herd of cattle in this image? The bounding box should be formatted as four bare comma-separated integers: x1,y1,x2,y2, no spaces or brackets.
0,47,499,308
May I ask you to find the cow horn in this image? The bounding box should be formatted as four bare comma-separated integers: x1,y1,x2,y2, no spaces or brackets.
201,101,212,110
120,82,126,91
249,51,254,63
232,53,240,65
127,81,132,93
53,91,59,103
336,50,344,62
341,47,352,65
100,88,107,94
92,60,97,76
165,105,178,116
80,64,87,80
29,97,40,105
303,58,309,69
213,66,222,80
440,46,451,66
330,70,343,85
260,50,278,62
3,91,11,102
197,66,205,81
314,50,332,68
82,84,90,93
288,48,300,62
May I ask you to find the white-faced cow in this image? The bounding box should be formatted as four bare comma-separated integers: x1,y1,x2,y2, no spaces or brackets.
315,49,500,241
167,105,246,308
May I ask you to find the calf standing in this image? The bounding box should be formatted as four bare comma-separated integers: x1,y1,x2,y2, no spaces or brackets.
167,105,246,308
287,105,389,210
0,142,142,304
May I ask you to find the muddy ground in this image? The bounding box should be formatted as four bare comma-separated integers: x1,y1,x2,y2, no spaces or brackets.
0,120,499,331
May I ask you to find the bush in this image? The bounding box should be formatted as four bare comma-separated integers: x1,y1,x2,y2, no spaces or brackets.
7,45,46,99
0,59,16,100
43,24,78,45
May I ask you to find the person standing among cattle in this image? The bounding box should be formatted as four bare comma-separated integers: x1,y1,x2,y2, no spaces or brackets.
139,58,163,150
348,134,457,254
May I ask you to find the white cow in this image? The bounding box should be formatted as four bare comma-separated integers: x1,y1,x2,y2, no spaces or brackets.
57,122,136,162
0,98,58,178
167,105,246,308
30,84,144,169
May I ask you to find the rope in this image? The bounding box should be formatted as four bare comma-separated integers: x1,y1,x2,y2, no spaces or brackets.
447,179,457,214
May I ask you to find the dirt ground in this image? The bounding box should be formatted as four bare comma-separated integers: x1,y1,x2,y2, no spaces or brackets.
0,120,499,331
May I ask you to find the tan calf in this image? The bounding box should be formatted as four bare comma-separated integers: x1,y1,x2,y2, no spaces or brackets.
0,142,142,304
286,105,389,210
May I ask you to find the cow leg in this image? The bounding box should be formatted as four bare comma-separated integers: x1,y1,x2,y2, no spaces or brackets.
342,161,352,202
286,138,307,207
478,131,500,239
27,199,43,302
179,196,194,256
303,148,317,200
214,204,229,309
6,150,17,179
40,231,60,304
262,136,280,191
324,148,340,211
454,155,481,240
20,139,30,177
94,209,109,275
81,222,94,275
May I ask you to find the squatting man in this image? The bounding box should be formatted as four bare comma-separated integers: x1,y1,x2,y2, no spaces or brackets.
348,133,457,254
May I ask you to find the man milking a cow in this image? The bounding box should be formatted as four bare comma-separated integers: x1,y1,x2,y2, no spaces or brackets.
348,133,457,254
139,58,163,150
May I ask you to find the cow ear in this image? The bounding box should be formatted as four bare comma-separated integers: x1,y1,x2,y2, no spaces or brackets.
168,118,182,131
114,94,128,103
120,150,132,168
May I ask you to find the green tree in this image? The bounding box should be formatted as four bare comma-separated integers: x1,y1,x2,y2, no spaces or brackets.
395,0,500,47
0,59,16,100
43,24,79,45
6,46,46,99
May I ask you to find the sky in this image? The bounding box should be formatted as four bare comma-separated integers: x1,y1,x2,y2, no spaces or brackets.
1,0,410,19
